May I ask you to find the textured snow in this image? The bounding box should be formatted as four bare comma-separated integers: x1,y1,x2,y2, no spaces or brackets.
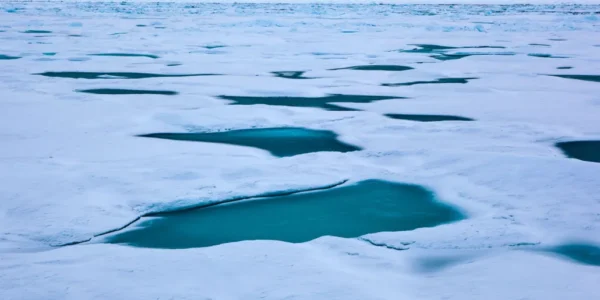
17,0,600,4
1,1,600,299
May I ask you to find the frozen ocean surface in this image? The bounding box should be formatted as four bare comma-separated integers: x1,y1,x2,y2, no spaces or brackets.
1,1,600,299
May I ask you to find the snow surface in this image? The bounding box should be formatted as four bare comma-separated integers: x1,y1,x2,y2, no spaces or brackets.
16,0,600,4
1,1,600,299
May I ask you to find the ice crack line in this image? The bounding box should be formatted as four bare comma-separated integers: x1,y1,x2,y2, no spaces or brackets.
357,237,411,251
55,179,350,247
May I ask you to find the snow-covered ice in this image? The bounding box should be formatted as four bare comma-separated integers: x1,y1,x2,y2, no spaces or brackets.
1,1,599,299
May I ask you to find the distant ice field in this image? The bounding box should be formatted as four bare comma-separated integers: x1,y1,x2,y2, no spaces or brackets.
1,2,599,300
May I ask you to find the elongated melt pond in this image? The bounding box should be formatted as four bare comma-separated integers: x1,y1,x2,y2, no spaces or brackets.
382,77,477,87
399,44,509,61
385,114,474,122
77,88,178,95
138,127,361,157
400,44,460,53
543,243,600,267
0,54,21,60
548,75,600,83
431,52,516,61
22,30,52,34
527,53,568,58
329,65,413,71
88,53,160,59
105,179,465,249
201,45,226,49
429,54,472,61
555,141,600,163
219,94,403,111
271,71,315,79
35,71,218,79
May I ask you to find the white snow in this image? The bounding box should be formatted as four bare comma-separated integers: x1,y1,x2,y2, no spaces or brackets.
15,0,600,4
3,240,600,300
1,1,600,299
